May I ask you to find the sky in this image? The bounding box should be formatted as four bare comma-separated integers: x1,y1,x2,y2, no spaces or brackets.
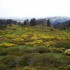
0,0,70,19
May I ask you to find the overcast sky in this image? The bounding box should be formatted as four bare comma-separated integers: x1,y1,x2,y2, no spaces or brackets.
0,0,70,18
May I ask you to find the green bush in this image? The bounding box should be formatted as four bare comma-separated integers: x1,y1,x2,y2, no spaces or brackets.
19,54,31,66
22,47,50,54
6,48,23,56
22,48,36,53
23,66,36,70
0,48,23,56
64,65,70,70
54,42,70,49
49,48,65,53
0,63,8,70
1,55,17,68
57,66,65,70
35,66,56,70
58,65,70,70
0,49,8,56
19,53,61,67
35,47,50,53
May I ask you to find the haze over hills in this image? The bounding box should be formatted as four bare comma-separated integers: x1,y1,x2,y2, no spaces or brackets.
0,16,70,29
15,16,70,24
0,16,70,24
38,16,70,24
48,17,70,24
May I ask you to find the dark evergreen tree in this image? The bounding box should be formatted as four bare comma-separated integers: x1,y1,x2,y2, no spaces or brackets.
47,19,51,27
30,18,37,26
24,19,29,25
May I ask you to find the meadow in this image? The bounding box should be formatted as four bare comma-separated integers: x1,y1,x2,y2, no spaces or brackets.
0,24,70,70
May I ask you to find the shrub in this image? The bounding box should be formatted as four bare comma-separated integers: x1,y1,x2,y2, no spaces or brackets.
1,55,17,68
49,48,65,53
0,48,22,56
64,65,70,70
19,53,61,67
0,49,8,55
40,55,61,67
12,38,24,45
44,41,55,47
23,66,36,70
19,54,30,66
35,47,50,53
57,66,65,70
25,41,37,46
6,48,23,56
35,40,43,44
5,34,15,39
13,38,24,42
22,47,50,53
21,34,28,39
35,66,56,70
54,42,70,49
31,35,39,40
0,43,17,47
25,40,43,46
0,63,8,70
22,48,36,53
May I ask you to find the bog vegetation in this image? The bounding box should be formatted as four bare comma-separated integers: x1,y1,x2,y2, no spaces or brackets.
0,19,70,70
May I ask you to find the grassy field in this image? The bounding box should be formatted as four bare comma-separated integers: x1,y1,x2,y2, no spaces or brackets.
0,24,70,70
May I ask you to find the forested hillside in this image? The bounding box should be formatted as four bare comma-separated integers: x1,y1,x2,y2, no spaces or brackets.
54,20,70,30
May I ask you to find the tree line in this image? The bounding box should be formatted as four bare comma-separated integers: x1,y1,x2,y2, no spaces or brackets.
1,18,70,30
0,18,51,29
0,19,17,29
23,18,51,26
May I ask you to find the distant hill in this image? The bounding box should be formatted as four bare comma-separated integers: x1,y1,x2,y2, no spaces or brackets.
46,17,70,24
37,17,70,26
53,20,70,30
38,17,70,30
